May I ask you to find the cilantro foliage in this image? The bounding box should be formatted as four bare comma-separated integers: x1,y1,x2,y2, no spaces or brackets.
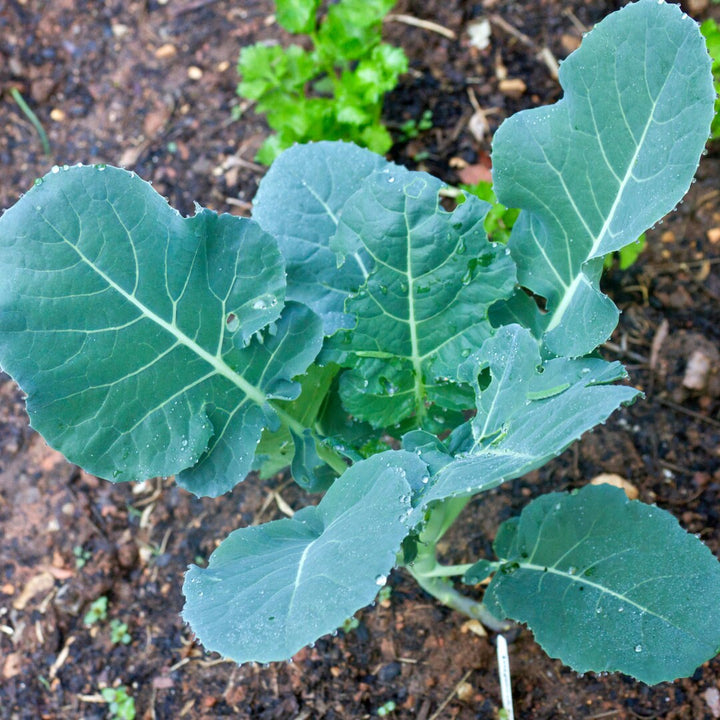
0,0,718,685
237,0,407,164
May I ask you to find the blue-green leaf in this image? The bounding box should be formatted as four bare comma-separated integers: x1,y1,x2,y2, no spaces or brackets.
328,163,516,427
182,450,428,663
0,165,322,496
252,142,386,334
492,0,715,356
480,484,720,684
421,326,639,503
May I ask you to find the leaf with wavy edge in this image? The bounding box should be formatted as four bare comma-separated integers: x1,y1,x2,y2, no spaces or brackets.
474,484,720,684
182,449,428,663
416,326,639,504
492,0,715,356
252,141,386,334
328,163,516,427
0,165,323,496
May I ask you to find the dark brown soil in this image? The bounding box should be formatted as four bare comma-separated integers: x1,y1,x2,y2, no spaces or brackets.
2,1,720,718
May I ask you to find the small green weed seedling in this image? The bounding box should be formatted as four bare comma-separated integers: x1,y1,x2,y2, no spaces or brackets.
398,109,434,141
110,619,131,646
377,700,397,717
101,686,135,720
458,180,519,245
73,544,92,568
83,596,108,627
0,1,719,685
237,0,407,163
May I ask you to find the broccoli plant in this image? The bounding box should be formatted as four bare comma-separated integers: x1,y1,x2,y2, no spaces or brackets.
0,0,718,684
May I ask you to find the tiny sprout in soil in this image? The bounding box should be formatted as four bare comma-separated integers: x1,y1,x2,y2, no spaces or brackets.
0,0,719,686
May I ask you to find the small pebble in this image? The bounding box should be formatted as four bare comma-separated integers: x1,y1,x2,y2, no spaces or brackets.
155,43,177,60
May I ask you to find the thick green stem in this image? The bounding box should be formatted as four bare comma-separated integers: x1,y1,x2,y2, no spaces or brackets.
408,568,511,632
403,495,511,632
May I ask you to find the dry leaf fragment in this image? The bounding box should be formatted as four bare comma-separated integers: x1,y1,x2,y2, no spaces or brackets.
589,473,639,500
560,33,581,53
460,619,488,637
457,164,492,185
13,571,55,610
456,680,475,702
468,109,490,143
499,78,526,98
2,653,22,679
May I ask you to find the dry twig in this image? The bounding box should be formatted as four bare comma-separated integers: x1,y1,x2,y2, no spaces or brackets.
385,13,456,40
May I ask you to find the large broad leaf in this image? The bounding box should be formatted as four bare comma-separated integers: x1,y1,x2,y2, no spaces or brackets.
418,326,639,504
492,0,715,357
182,450,428,663
328,163,517,427
0,165,323,496
472,484,720,684
252,141,387,334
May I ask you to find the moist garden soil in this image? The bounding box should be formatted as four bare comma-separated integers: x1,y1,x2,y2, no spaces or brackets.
2,0,720,718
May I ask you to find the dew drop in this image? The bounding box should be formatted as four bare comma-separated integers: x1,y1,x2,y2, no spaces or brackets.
634,644,643,653
34,178,43,186
375,574,387,586
51,165,60,174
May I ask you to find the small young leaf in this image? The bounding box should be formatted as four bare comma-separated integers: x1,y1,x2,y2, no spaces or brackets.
275,0,320,34
252,142,386,334
253,363,338,480
482,484,720,684
288,427,336,493
318,0,397,62
492,0,715,356
182,450,428,663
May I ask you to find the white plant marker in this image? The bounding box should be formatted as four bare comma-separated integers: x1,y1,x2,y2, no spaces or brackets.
497,634,515,720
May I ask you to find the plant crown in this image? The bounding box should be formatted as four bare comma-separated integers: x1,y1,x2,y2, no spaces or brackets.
0,0,718,685
237,0,407,163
